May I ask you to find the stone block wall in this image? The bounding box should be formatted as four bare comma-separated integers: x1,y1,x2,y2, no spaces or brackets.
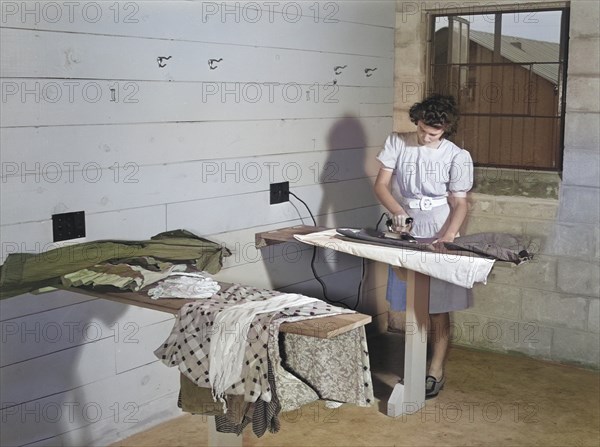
392,0,600,368
453,192,599,368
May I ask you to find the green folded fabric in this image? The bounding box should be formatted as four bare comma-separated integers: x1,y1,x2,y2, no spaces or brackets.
0,229,231,300
61,261,188,291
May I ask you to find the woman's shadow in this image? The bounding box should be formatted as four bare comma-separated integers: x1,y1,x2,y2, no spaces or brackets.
262,115,376,307
310,115,377,308
317,116,402,410
263,115,398,409
0,289,133,446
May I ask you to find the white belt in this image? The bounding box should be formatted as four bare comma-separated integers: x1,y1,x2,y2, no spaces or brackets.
407,197,447,211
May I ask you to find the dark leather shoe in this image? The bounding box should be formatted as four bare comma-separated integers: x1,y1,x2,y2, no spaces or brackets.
425,375,445,399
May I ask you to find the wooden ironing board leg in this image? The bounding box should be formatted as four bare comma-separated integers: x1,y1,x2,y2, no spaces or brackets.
387,269,430,417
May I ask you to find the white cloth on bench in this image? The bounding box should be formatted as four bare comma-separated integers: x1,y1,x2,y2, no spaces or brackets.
209,293,319,409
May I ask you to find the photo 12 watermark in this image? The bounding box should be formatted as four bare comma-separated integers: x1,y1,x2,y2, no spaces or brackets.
1,1,140,25
1,400,140,424
230,239,348,267
1,81,139,104
1,162,140,184
200,160,339,185
200,81,339,105
200,1,339,24
401,400,539,424
0,240,153,267
1,320,140,344
398,81,540,106
398,2,544,24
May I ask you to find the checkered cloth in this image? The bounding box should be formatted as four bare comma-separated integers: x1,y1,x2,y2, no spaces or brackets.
154,284,353,403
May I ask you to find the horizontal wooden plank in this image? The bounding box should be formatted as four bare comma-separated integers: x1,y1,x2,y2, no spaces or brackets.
0,289,93,321
215,244,364,291
1,28,393,87
0,360,179,447
220,236,387,314
1,79,391,127
255,225,326,248
0,143,382,185
0,116,392,167
251,224,385,315
1,150,380,225
0,295,172,366
0,337,116,406
235,204,383,254
43,392,181,447
279,312,371,338
1,1,395,56
328,0,396,27
0,205,168,263
167,180,380,256
115,319,176,374
190,203,385,268
0,199,384,271
277,262,389,317
217,262,375,321
68,287,200,315
63,284,370,339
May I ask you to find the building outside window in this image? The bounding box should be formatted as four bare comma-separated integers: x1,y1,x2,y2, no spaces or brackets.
429,8,569,170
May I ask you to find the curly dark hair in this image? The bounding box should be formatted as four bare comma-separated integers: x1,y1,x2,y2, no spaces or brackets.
409,94,459,137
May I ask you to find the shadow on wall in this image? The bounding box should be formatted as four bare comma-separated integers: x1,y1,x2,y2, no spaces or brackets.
262,115,378,308
0,293,132,446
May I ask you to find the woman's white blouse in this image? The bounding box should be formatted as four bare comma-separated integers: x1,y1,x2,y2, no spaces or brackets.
377,132,473,199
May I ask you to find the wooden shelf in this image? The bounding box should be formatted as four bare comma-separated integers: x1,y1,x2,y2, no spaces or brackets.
62,225,371,340
67,282,370,339
255,225,326,248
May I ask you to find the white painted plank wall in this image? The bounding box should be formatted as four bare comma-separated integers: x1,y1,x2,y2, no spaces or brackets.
1,82,391,126
0,28,393,86
1,1,395,54
0,1,395,445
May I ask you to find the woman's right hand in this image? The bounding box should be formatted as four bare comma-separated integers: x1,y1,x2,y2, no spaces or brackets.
391,214,413,233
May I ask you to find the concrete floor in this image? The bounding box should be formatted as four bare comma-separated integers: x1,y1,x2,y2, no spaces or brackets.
112,332,600,447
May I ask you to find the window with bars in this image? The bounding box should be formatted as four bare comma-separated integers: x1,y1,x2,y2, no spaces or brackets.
429,8,569,170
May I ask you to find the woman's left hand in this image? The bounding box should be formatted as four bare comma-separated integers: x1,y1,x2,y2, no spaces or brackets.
433,233,456,244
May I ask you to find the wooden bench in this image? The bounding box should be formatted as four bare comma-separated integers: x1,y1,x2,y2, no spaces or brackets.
67,280,371,446
72,285,371,339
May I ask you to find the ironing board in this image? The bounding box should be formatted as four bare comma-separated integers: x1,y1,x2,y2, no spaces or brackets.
293,228,495,417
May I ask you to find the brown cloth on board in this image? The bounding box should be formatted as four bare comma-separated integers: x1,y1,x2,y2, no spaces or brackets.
336,228,533,265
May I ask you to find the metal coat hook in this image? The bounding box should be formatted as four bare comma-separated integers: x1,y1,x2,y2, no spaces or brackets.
208,58,223,70
365,67,377,77
157,56,172,68
334,65,347,75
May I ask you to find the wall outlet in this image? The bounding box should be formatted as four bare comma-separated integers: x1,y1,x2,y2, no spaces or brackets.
270,181,289,204
52,211,86,242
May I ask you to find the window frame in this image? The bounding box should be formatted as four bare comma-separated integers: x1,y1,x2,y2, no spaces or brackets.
426,5,570,171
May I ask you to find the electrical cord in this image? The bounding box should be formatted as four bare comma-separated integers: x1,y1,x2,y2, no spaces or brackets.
356,212,392,309
289,191,354,309
289,191,316,226
356,257,366,310
288,193,389,311
376,212,388,231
